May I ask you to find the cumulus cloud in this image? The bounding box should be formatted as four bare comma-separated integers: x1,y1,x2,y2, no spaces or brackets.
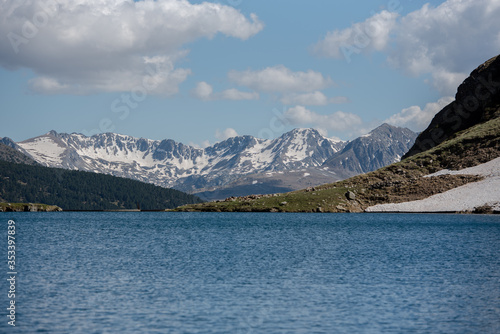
281,91,349,106
215,128,239,141
313,10,399,61
228,65,333,93
385,96,454,131
192,81,214,100
389,0,500,95
313,0,500,95
283,105,362,135
192,81,259,101
0,0,264,95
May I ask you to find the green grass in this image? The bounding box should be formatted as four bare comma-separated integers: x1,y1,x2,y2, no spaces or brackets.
176,116,499,213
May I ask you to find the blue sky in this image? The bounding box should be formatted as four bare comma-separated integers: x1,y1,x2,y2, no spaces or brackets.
0,0,499,146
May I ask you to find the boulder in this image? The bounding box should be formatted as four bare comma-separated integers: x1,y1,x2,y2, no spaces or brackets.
345,191,356,200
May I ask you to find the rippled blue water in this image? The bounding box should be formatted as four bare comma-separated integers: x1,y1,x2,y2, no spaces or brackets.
0,212,499,333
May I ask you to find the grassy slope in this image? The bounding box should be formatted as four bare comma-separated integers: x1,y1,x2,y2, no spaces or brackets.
175,116,500,212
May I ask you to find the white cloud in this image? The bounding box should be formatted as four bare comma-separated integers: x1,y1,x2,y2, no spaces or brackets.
192,81,214,100
192,81,259,101
0,0,264,95
281,91,349,106
313,10,399,61
427,70,469,96
218,88,259,101
215,128,239,141
283,105,362,134
313,0,500,95
228,65,332,93
385,96,454,131
388,0,500,95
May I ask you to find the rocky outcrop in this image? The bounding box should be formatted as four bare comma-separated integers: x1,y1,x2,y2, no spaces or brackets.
0,203,63,212
405,55,500,158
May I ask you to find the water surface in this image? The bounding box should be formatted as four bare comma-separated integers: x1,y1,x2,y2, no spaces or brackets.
0,212,499,333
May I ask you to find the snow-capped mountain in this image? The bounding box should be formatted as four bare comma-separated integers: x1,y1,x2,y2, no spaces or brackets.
323,123,417,174
7,125,416,199
13,128,344,192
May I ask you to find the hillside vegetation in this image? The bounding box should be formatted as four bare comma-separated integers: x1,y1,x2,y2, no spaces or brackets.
176,55,500,213
0,160,203,211
176,117,498,212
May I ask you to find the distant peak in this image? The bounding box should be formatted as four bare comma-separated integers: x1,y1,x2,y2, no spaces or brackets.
291,127,316,132
369,123,408,135
286,128,322,137
371,123,395,131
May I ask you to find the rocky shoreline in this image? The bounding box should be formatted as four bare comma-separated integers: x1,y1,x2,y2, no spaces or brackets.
0,203,62,212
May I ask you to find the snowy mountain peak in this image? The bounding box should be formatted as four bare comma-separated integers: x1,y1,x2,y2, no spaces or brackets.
13,125,416,198
282,128,325,140
323,123,418,174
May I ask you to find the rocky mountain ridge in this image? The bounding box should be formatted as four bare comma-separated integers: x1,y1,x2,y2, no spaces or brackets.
405,54,500,158
323,123,416,174
176,54,500,212
5,124,416,199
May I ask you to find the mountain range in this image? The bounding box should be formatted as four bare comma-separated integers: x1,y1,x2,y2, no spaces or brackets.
175,54,500,213
2,124,417,200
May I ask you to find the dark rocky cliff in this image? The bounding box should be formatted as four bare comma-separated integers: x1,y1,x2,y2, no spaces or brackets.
404,55,500,158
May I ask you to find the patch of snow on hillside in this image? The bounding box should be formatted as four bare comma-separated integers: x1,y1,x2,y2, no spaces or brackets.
285,131,309,161
71,135,159,167
366,157,500,212
18,136,66,165
241,140,274,169
425,157,500,178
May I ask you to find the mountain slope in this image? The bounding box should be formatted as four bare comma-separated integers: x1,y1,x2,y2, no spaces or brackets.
366,156,500,213
12,126,415,199
405,54,500,158
0,160,202,210
0,140,38,166
323,123,416,174
176,54,500,213
177,111,499,213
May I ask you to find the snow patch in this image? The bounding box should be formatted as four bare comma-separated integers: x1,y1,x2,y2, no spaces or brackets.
18,136,66,166
366,157,500,213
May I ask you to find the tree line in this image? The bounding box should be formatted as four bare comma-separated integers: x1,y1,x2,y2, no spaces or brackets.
0,160,203,210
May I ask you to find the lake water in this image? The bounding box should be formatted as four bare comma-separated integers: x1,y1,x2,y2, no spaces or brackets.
0,212,499,333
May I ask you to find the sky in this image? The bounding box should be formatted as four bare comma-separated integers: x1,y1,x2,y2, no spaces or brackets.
0,0,499,147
